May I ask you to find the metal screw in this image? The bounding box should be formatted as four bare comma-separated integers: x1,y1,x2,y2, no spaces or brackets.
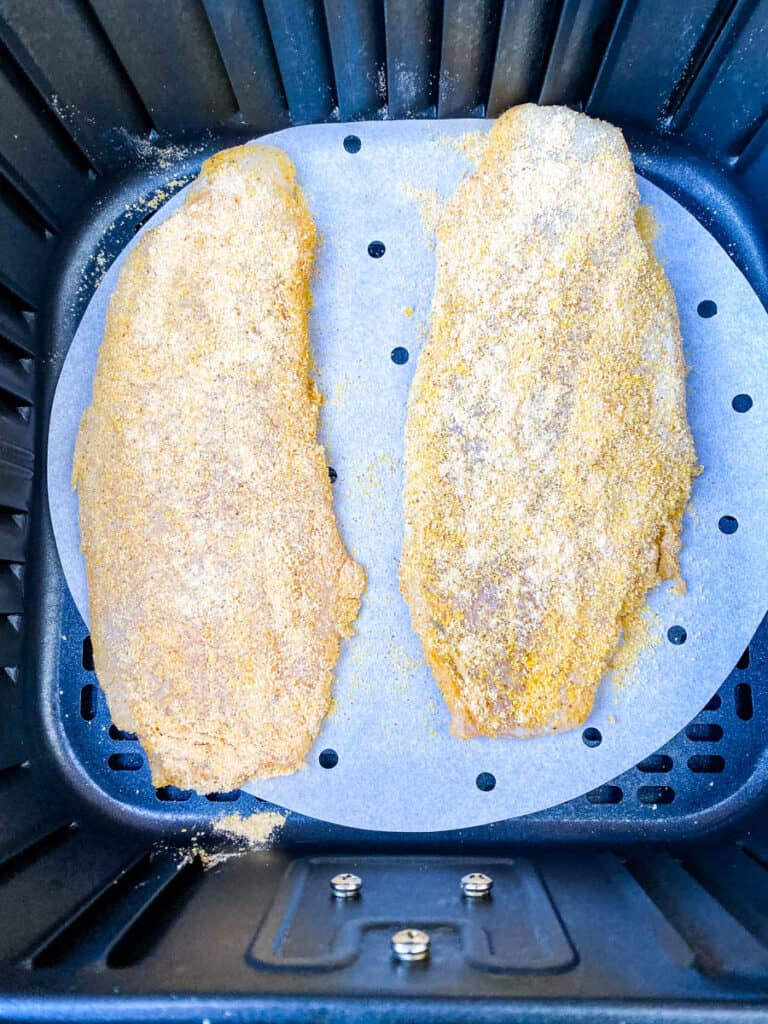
460,872,494,898
330,872,362,898
391,928,430,961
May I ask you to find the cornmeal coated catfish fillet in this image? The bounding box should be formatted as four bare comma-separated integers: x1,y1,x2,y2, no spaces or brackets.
74,144,365,791
400,105,698,738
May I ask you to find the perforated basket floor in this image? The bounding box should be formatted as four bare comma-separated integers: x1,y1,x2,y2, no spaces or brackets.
60,586,768,837
45,125,768,841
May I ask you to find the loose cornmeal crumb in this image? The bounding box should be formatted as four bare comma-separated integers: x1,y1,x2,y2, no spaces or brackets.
400,105,699,738
609,606,662,689
446,129,490,166
635,204,660,245
401,183,442,235
215,811,287,848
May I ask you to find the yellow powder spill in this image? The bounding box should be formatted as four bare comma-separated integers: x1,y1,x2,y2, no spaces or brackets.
610,607,662,688
403,305,414,317
162,810,287,869
447,129,490,166
332,375,350,407
216,810,286,848
401,182,442,235
635,204,659,244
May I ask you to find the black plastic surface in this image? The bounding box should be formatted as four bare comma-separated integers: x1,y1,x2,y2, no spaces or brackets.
0,0,767,1020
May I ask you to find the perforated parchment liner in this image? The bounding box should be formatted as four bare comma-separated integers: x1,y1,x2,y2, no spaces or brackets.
48,120,768,832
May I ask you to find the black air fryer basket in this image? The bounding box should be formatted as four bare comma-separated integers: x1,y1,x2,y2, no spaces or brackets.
2,1,768,1021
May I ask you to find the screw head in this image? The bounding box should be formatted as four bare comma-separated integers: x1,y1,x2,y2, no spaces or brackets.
330,872,362,898
391,927,430,961
460,872,494,897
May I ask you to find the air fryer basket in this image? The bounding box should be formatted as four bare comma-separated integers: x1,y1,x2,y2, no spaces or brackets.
2,0,768,1020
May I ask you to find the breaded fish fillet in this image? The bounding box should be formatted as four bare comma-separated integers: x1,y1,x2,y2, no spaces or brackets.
400,105,698,738
74,144,365,791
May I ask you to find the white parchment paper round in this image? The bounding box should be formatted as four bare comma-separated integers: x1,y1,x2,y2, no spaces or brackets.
49,120,768,832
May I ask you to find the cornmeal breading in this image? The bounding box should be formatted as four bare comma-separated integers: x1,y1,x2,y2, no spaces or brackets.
400,105,698,738
74,144,365,790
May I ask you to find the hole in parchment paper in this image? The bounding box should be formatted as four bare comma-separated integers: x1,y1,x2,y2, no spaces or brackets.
586,784,622,804
718,515,738,534
737,647,750,670
319,748,338,769
735,682,753,721
391,347,409,365
343,135,361,153
108,752,142,771
685,722,723,742
582,727,602,748
476,772,496,792
80,684,97,721
687,754,725,773
368,240,385,258
697,300,717,318
637,785,675,805
667,625,687,645
637,754,673,773
732,394,753,412
328,466,337,482
82,636,94,671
